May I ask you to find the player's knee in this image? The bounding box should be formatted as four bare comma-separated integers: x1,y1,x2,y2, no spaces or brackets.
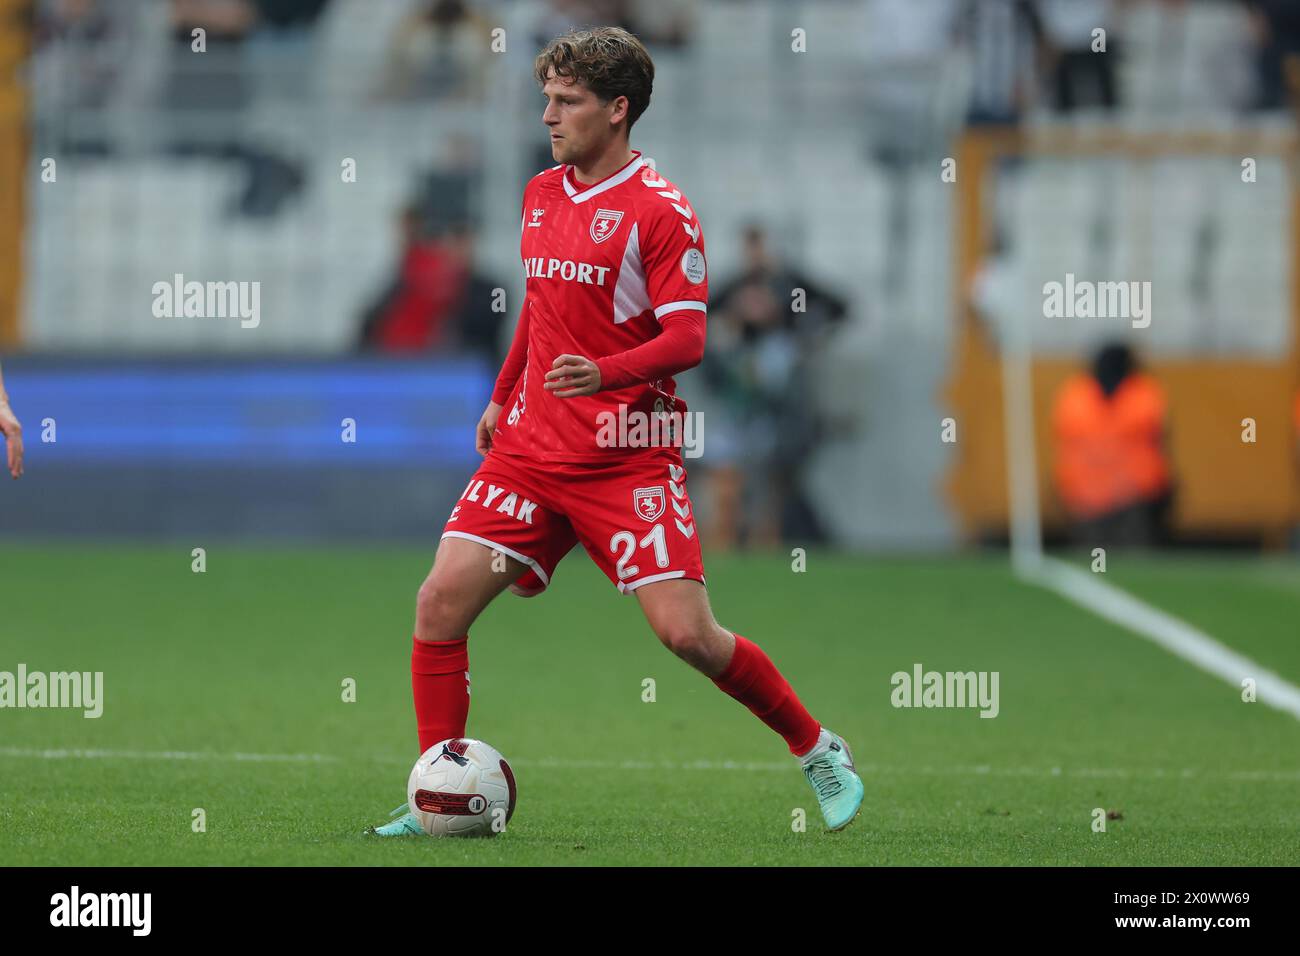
415,576,468,641
652,619,713,666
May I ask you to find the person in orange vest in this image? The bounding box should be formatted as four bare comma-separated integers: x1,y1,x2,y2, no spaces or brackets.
1052,343,1172,546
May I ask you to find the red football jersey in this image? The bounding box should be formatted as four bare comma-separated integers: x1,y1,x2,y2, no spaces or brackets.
490,150,708,463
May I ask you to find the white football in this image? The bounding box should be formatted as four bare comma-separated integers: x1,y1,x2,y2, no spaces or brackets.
407,738,517,837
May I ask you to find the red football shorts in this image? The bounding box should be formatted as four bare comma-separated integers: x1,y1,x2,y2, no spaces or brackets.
440,449,705,595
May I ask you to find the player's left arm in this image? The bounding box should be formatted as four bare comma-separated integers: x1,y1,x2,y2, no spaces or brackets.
545,198,708,399
544,312,704,398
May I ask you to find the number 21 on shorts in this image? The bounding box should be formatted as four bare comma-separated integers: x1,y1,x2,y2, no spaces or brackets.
610,524,669,580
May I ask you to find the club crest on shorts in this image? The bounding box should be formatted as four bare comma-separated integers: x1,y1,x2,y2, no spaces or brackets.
633,485,666,522
590,208,624,244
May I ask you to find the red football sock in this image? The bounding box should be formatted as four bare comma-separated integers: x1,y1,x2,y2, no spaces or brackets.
711,634,821,756
411,634,470,755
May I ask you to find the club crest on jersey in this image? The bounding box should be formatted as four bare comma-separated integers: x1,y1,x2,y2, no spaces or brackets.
590,208,625,244
633,485,666,522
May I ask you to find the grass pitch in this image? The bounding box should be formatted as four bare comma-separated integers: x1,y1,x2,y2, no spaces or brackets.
2,543,1298,866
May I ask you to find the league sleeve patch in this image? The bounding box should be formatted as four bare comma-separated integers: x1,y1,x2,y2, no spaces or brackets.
680,248,706,285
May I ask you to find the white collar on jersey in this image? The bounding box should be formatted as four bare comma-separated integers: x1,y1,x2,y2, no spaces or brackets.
561,150,647,204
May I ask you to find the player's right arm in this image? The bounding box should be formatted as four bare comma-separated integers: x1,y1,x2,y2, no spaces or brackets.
475,402,502,458
477,301,531,456
478,181,546,455
0,359,23,479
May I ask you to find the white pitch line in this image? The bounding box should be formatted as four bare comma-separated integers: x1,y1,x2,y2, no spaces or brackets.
0,747,339,763
1022,556,1300,722
2,747,1297,781
521,759,1300,782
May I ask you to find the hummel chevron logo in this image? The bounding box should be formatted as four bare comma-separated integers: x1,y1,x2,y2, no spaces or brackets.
675,518,696,539
655,189,694,220
668,463,685,482
672,499,690,519
641,169,698,239
669,480,686,498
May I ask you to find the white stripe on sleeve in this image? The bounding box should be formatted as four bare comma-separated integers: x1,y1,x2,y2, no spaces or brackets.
653,300,707,320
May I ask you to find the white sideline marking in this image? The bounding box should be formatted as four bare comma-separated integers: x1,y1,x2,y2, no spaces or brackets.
522,758,1300,782
1022,556,1300,722
2,747,1297,781
0,747,338,763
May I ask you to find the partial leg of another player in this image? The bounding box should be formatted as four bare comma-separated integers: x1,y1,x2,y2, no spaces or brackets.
634,577,864,831
367,536,527,836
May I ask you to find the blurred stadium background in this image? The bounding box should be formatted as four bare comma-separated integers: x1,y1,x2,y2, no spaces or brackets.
1,0,1297,551
4,0,1300,868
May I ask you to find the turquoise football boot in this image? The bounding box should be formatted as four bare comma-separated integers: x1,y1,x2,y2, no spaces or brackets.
364,802,425,837
802,732,864,831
